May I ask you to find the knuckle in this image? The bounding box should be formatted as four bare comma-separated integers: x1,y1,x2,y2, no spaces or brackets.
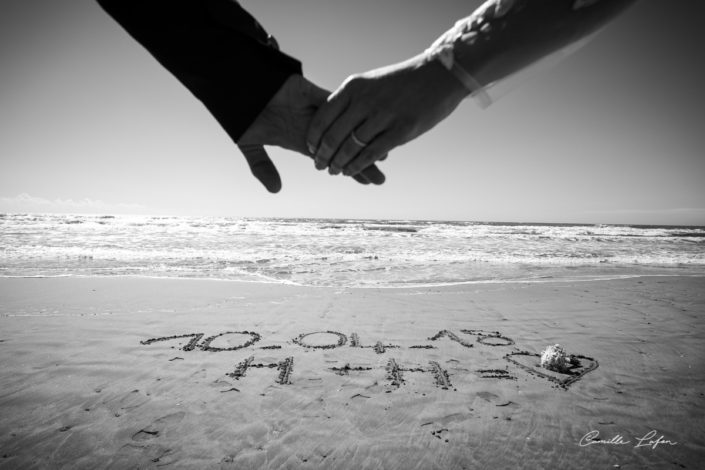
396,117,417,135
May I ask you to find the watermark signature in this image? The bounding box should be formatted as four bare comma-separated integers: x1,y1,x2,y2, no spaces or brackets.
579,430,677,450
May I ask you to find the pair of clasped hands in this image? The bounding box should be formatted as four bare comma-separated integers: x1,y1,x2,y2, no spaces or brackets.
238,52,470,192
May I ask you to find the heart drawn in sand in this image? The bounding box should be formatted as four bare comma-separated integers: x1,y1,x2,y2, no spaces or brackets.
504,351,599,389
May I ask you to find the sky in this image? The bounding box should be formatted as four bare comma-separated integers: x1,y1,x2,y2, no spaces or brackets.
1,0,704,225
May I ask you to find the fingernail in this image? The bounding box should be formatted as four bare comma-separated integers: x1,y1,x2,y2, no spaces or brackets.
315,159,326,170
342,168,352,176
329,166,341,175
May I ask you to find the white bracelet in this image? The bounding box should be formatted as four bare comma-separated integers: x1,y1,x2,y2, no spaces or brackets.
426,45,493,109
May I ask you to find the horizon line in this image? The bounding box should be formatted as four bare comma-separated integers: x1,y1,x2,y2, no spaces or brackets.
2,211,704,229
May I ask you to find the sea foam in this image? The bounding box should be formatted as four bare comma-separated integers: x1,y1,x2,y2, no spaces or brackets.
1,214,703,287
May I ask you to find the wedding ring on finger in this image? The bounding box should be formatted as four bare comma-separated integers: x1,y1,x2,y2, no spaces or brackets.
350,130,369,147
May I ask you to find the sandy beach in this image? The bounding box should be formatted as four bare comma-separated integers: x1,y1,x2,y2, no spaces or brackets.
0,276,703,469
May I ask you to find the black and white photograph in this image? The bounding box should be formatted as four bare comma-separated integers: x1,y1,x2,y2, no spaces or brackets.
1,1,703,468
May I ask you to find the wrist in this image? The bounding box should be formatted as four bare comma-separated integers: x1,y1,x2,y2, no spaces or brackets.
424,45,492,108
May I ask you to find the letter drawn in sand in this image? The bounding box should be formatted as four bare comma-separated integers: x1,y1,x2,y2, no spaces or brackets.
462,329,515,347
476,369,517,380
228,356,255,379
293,331,347,349
199,331,261,352
277,357,294,385
428,361,453,390
227,357,284,384
427,330,474,348
140,333,204,351
383,359,455,391
386,358,404,388
344,332,398,353
367,340,401,354
330,364,374,376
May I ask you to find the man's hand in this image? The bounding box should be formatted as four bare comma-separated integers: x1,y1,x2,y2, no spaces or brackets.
305,54,469,178
238,74,386,192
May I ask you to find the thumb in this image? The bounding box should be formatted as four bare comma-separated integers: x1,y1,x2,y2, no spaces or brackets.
237,143,282,193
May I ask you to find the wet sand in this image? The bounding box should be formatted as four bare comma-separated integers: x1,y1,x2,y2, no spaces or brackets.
0,276,703,469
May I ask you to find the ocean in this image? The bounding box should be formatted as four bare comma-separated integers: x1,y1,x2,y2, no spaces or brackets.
1,213,703,288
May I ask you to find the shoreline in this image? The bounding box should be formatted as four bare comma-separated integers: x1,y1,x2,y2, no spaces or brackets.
1,270,703,290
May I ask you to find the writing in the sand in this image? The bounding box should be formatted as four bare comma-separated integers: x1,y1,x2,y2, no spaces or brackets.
140,329,519,390
139,329,513,353
139,329,597,390
579,430,677,449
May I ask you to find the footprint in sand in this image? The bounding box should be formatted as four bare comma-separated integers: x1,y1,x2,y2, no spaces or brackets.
102,389,150,417
109,412,186,469
132,411,186,441
476,391,500,403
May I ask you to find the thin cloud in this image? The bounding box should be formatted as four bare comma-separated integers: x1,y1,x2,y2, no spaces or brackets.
0,193,148,214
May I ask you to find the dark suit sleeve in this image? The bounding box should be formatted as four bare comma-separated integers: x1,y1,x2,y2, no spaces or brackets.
97,0,303,141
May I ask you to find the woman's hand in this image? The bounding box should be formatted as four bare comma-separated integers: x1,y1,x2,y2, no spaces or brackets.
306,53,469,177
